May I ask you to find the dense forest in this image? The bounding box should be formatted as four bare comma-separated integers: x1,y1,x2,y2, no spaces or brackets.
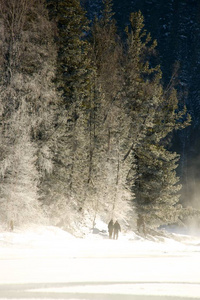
0,0,199,235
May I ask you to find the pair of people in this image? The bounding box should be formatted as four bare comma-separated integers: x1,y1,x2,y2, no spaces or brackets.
108,219,121,240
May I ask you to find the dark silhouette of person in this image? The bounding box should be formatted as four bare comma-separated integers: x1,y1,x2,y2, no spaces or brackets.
113,220,121,240
108,219,114,239
137,214,146,236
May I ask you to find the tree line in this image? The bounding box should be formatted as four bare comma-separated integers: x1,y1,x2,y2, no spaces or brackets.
0,0,194,234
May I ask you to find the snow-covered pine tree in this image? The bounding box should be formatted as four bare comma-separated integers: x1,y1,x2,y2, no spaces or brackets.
120,11,161,227
88,0,133,225
0,0,58,227
123,11,160,158
0,101,43,226
43,0,98,233
134,88,191,228
46,0,93,106
125,12,192,228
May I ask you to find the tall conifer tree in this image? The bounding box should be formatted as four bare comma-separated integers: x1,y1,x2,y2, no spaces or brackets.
89,0,132,223
134,85,191,228
44,0,98,233
0,0,58,226
123,11,191,228
46,0,92,105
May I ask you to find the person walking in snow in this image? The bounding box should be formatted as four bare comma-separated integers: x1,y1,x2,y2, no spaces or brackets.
108,219,114,239
113,220,121,240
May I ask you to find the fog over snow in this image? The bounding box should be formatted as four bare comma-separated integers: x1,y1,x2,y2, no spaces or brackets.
0,220,200,300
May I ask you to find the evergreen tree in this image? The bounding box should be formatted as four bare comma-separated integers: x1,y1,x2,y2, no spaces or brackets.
46,0,92,106
0,101,43,226
91,0,121,104
134,91,191,228
42,0,97,233
89,0,132,224
123,11,191,228
121,11,161,225
123,11,159,159
0,0,58,227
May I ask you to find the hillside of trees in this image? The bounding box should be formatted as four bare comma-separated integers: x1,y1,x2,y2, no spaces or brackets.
0,0,198,235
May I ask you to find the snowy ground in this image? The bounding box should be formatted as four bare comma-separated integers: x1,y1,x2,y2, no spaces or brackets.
0,222,200,300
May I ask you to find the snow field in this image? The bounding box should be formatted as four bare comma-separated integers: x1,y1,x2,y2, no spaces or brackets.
0,225,200,299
